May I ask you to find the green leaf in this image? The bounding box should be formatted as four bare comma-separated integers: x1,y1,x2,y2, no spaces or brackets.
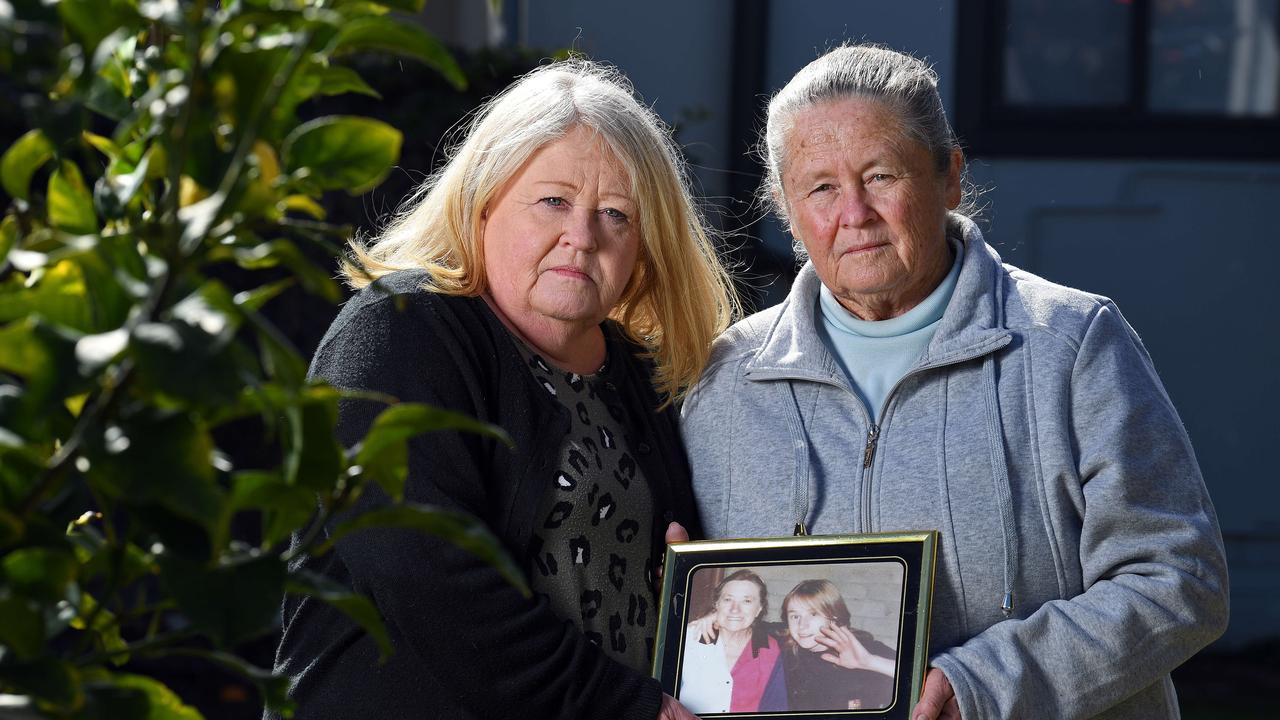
362,402,514,451
71,593,130,666
322,504,530,597
0,506,25,547
230,240,341,303
57,0,141,53
132,505,214,563
79,681,151,719
1,546,78,603
0,595,45,659
87,411,224,536
272,61,382,136
137,0,184,25
246,311,308,389
75,328,128,375
48,161,99,235
84,30,137,121
282,116,402,195
309,64,382,99
177,192,225,255
344,0,425,12
0,317,71,380
82,132,124,162
108,674,203,719
0,259,95,331
0,319,82,443
12,241,138,333
230,470,316,547
94,151,151,217
0,657,81,707
1,130,55,201
232,278,295,312
158,553,287,647
170,282,240,345
283,390,343,490
175,650,291,715
0,444,46,515
279,194,326,219
355,403,513,501
69,530,154,590
332,16,465,90
1,215,18,266
128,319,244,409
286,569,392,661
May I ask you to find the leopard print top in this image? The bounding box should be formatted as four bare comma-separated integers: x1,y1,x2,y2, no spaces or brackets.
517,342,657,674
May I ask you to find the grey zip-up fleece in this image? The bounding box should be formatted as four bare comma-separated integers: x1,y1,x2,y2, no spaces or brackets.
681,215,1228,719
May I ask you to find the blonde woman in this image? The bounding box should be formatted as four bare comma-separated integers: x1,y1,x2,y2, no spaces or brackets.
272,60,738,720
760,579,895,712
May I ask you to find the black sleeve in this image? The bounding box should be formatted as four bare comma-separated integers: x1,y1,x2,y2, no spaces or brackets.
307,292,663,720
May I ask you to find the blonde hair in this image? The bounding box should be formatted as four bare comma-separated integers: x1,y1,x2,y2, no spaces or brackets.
344,59,739,405
782,579,851,628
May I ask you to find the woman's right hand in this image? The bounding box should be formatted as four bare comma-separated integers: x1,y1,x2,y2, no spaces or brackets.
687,612,718,643
659,693,702,720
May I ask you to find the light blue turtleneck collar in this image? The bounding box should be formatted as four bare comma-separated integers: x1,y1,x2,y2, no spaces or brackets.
816,238,963,420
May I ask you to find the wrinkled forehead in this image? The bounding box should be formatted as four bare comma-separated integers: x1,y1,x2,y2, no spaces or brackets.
782,99,915,172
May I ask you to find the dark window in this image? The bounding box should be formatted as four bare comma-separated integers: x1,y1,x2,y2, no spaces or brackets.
956,0,1280,159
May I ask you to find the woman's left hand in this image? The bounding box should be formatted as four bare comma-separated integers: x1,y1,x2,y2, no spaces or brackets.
815,625,896,677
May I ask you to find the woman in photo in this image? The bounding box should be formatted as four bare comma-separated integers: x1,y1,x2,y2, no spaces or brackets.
760,579,896,712
678,569,782,714
271,59,737,720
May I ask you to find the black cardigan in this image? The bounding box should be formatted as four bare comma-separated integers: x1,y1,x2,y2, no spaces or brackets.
270,270,701,720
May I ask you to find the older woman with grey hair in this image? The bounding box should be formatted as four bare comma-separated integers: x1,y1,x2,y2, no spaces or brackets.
272,60,737,720
682,44,1228,719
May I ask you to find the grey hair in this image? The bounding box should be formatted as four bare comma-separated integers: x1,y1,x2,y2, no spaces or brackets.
759,43,974,234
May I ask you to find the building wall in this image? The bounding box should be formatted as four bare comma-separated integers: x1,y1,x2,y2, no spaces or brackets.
520,0,737,207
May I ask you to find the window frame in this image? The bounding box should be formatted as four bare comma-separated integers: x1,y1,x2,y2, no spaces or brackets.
954,0,1280,160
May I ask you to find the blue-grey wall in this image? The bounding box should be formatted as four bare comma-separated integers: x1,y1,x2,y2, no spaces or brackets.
520,0,1279,648
520,0,737,206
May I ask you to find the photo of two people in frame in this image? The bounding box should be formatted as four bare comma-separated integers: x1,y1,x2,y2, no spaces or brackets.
676,562,905,716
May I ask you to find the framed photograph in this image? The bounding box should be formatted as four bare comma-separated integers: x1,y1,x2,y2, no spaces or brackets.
652,531,937,719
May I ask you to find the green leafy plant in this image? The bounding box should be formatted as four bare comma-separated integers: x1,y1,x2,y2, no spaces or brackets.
0,1,523,717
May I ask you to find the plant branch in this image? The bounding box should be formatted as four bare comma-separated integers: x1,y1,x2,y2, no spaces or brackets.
18,361,135,516
182,26,316,260
76,628,199,667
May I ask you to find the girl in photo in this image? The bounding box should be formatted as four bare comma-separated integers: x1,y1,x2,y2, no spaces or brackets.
760,579,896,712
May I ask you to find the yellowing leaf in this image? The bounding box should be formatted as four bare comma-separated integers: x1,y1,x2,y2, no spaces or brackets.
1,129,55,201
48,161,98,235
179,176,210,208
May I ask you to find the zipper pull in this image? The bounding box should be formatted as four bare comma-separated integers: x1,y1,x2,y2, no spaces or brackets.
862,424,880,469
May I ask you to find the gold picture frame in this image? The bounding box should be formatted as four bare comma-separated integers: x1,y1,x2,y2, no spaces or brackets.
652,531,938,719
